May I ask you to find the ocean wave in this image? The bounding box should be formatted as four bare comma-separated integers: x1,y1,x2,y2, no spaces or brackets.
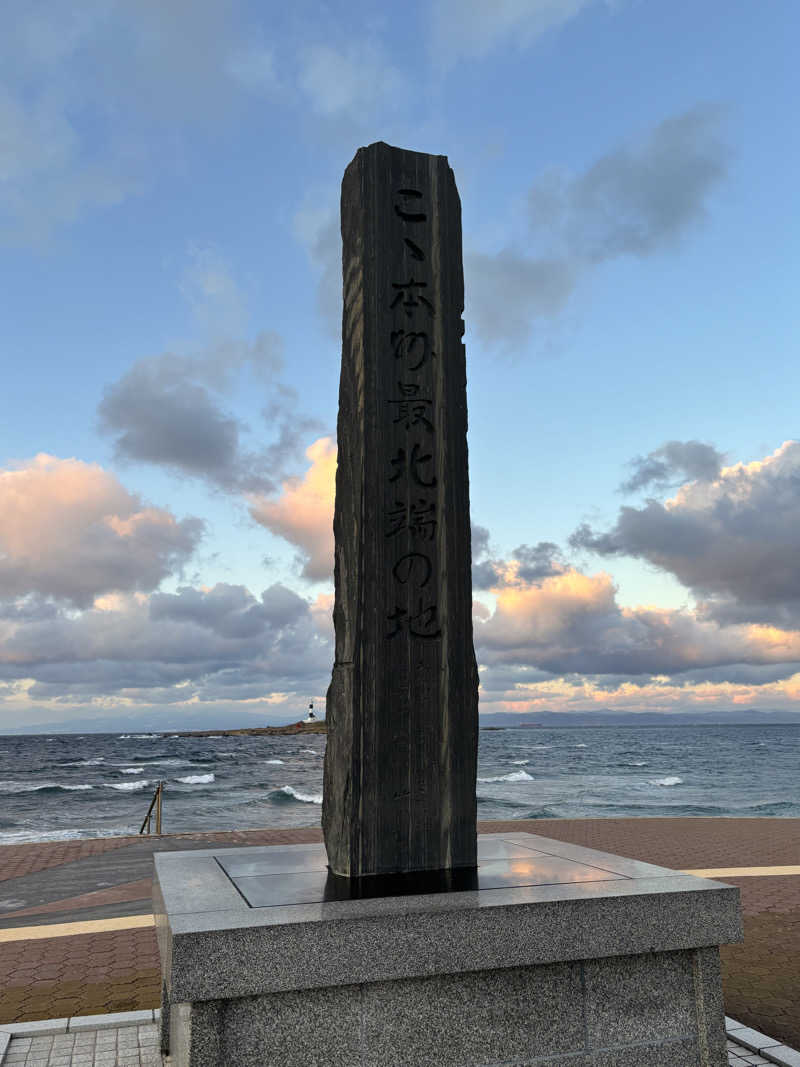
650,776,683,787
58,758,105,766
137,758,195,767
176,774,215,785
269,785,323,804
742,800,798,814
120,767,144,774
118,733,158,739
108,780,150,791
265,759,285,765
523,806,559,819
0,781,94,793
0,826,136,845
476,795,530,811
620,761,649,767
529,744,550,751
510,759,530,765
477,770,534,783
299,749,318,755
574,743,587,748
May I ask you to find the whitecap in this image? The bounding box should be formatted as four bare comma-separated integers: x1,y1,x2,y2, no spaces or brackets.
120,768,144,775
510,759,529,765
575,743,587,748
176,774,215,785
139,759,194,767
651,776,683,787
0,780,51,793
108,780,150,791
623,761,648,767
300,749,318,755
0,781,92,793
59,758,105,766
265,759,285,765
477,770,534,783
275,785,322,804
118,733,158,739
0,827,135,845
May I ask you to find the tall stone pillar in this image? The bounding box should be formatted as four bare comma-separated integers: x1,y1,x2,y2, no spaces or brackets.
323,141,479,878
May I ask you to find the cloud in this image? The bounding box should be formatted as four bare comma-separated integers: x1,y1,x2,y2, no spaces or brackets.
226,45,278,94
465,251,576,347
529,106,729,262
433,0,602,65
512,541,567,583
297,42,404,120
571,441,800,627
293,205,342,339
249,437,337,581
475,668,800,718
0,0,265,244
619,440,724,494
474,564,800,677
471,528,565,590
98,250,321,493
0,455,202,607
469,106,728,347
0,582,333,711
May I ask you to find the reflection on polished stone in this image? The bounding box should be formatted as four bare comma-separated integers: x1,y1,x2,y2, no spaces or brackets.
216,837,631,909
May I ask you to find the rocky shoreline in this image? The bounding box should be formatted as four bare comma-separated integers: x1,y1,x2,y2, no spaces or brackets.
163,721,327,738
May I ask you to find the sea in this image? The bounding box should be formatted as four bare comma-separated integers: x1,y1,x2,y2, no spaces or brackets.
0,724,798,846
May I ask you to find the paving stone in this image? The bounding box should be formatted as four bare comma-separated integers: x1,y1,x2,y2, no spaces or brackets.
2,818,798,1063
733,1025,783,1052
767,1047,800,1067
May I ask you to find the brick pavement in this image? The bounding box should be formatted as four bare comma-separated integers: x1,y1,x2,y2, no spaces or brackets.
0,818,797,1051
0,929,160,1023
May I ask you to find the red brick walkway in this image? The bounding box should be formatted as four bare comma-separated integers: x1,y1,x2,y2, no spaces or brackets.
1,818,797,1049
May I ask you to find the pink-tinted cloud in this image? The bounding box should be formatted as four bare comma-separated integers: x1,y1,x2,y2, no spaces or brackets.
476,669,800,717
0,454,202,606
473,564,800,677
249,436,336,581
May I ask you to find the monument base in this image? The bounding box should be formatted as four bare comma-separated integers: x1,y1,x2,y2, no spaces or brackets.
153,833,742,1066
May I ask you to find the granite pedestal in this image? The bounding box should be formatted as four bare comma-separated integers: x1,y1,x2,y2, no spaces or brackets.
153,832,742,1067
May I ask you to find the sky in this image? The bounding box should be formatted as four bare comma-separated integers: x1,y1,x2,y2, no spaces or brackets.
1,0,799,731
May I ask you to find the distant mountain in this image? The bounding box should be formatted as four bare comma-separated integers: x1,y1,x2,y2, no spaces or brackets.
478,709,800,727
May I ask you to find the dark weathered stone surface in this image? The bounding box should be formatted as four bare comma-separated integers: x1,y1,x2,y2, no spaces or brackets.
322,141,479,878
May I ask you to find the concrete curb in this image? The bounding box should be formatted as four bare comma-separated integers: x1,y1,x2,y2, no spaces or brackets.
727,1017,800,1067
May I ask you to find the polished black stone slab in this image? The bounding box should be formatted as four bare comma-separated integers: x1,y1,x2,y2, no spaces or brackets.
216,837,630,908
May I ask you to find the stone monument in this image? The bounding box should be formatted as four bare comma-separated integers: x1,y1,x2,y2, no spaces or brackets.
323,141,478,880
153,142,743,1066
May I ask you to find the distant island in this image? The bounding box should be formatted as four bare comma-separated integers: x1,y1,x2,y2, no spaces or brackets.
164,720,327,738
